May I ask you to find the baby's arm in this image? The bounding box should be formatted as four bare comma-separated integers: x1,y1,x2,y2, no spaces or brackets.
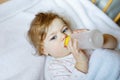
70,29,89,73
74,50,89,73
67,38,89,73
102,34,118,49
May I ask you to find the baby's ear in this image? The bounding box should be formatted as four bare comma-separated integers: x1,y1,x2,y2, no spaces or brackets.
44,52,49,56
43,49,49,56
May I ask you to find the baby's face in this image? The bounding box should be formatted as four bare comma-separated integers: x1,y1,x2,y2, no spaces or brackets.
44,18,72,58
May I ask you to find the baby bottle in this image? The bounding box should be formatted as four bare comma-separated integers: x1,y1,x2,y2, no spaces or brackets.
71,29,104,49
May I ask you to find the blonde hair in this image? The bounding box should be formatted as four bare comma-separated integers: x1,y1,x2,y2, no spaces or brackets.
28,12,70,55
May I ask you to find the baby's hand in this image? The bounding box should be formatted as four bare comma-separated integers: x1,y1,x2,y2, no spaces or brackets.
102,34,118,49
73,29,89,33
74,50,89,74
71,29,89,39
67,29,89,52
67,37,89,73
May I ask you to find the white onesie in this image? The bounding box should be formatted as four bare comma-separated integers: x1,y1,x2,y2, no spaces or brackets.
45,54,87,80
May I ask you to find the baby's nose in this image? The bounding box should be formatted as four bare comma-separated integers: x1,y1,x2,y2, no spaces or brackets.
61,34,67,41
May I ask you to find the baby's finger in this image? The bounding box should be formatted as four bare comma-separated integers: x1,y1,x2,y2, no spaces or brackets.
73,29,89,34
67,38,73,52
67,38,77,53
72,39,79,55
68,39,77,53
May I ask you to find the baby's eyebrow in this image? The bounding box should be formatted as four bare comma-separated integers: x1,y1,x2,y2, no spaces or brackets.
49,32,56,37
48,25,66,38
61,25,67,30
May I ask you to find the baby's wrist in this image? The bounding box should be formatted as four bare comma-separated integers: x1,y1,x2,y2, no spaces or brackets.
75,61,88,73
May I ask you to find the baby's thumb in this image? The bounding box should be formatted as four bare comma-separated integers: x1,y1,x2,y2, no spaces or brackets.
71,33,79,39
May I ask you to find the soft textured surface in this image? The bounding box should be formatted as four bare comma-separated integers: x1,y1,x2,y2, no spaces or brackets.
87,49,120,80
0,12,45,80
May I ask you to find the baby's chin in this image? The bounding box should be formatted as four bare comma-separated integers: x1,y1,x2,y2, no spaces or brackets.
55,52,71,58
64,52,72,57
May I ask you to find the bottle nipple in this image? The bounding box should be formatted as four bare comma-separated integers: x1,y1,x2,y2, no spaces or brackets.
64,35,70,47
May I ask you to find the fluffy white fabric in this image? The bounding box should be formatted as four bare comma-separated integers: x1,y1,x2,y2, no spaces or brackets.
0,12,45,80
87,49,120,80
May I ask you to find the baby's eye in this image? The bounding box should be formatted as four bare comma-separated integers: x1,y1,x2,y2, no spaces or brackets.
62,27,68,33
50,35,57,40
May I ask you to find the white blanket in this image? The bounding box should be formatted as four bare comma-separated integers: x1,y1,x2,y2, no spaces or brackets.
87,49,120,80
0,12,45,80
0,0,120,80
0,0,45,80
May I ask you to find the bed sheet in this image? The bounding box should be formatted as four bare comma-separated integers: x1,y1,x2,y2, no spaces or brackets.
0,0,120,80
0,0,40,22
0,0,45,80
0,12,45,80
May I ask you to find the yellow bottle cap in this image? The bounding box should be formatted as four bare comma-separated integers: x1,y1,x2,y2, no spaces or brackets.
64,35,70,47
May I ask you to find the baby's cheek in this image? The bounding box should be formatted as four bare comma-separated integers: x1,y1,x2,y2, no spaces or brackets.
53,44,60,50
52,44,62,52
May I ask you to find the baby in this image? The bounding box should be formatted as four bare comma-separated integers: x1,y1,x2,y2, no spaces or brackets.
28,12,117,80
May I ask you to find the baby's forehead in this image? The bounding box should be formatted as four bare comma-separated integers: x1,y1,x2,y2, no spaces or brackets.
52,18,66,26
48,18,66,31
45,18,68,37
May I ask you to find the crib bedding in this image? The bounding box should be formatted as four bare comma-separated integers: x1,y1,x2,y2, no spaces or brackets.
0,12,45,80
0,0,41,22
0,0,120,80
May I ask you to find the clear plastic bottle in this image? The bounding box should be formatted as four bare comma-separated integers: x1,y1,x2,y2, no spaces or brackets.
71,29,104,49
